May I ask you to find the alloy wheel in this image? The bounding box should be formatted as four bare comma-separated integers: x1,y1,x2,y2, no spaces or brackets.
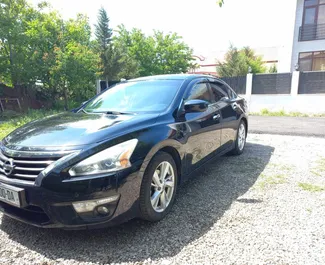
238,123,246,151
150,161,175,213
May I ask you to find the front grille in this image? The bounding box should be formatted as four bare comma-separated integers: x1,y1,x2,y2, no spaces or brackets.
0,152,60,182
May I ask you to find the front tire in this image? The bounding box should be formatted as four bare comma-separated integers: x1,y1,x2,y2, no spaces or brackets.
230,120,247,155
139,152,178,222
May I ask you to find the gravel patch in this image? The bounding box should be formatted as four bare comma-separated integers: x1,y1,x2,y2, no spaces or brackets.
0,134,325,265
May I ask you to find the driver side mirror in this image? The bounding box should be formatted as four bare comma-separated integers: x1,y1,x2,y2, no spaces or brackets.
184,99,209,113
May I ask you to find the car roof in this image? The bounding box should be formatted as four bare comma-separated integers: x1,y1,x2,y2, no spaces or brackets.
128,74,219,82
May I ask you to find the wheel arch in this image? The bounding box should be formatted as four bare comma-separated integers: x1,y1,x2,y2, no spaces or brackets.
159,146,182,184
139,140,184,185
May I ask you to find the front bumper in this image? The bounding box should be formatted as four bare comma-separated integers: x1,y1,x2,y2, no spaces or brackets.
0,167,142,229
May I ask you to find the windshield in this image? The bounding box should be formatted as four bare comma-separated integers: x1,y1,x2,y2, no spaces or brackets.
83,79,183,113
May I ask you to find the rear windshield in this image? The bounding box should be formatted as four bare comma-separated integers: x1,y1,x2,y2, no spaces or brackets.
84,79,183,113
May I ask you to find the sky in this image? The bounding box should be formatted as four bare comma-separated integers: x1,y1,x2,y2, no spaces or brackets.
30,0,297,56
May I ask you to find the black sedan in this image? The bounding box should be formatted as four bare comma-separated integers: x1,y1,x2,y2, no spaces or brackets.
0,74,248,229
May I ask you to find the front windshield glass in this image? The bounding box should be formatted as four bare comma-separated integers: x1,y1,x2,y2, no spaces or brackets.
84,79,183,113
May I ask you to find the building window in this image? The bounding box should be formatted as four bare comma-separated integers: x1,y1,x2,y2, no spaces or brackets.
303,0,325,26
299,51,325,71
299,0,325,41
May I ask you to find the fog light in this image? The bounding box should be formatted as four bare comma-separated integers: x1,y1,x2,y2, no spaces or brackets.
72,195,119,213
97,206,110,215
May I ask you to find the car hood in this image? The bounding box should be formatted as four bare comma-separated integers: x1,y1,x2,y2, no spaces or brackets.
4,112,159,148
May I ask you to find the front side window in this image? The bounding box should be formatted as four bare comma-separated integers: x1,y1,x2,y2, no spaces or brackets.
186,82,212,103
84,80,183,113
210,83,229,102
299,51,325,71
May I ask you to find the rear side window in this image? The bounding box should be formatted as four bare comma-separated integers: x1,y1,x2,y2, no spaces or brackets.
186,82,212,103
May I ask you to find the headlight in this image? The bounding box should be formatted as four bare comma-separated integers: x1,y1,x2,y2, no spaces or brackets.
69,139,138,176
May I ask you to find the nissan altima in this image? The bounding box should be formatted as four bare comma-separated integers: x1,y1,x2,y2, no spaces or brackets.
0,74,248,229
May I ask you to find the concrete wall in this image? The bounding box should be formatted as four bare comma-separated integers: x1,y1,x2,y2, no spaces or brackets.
245,94,325,114
291,0,325,71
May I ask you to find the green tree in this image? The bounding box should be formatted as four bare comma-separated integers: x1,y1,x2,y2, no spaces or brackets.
48,15,98,109
49,41,98,109
103,43,139,80
94,7,112,81
268,64,278,73
0,0,37,87
25,4,63,91
217,0,224,7
0,0,98,109
114,25,194,77
26,8,98,109
217,45,266,77
152,31,194,75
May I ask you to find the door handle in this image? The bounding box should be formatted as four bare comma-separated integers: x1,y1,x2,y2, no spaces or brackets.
213,114,221,120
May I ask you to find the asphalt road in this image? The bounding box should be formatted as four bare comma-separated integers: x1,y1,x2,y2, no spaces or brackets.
248,116,325,137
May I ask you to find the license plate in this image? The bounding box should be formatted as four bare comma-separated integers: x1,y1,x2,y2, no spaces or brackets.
0,183,26,207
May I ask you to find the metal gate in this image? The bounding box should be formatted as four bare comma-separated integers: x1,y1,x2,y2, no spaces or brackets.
298,71,325,94
252,73,292,94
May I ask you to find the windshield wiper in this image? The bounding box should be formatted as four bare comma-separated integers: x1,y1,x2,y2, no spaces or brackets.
104,110,136,115
82,110,136,115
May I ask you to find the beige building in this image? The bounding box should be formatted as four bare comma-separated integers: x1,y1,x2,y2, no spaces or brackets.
190,46,283,76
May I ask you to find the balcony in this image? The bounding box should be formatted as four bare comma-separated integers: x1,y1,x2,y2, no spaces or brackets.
299,23,325,41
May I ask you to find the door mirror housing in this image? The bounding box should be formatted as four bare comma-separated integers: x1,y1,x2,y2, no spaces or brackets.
184,99,209,113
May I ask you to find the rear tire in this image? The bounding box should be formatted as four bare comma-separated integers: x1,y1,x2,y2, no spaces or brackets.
229,120,246,155
139,152,178,222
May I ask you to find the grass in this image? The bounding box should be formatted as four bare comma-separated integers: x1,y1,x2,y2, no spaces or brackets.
0,109,62,140
311,170,322,177
256,173,287,189
265,174,286,184
250,108,325,117
310,158,325,177
255,162,294,190
298,182,325,192
267,163,294,172
315,158,325,172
